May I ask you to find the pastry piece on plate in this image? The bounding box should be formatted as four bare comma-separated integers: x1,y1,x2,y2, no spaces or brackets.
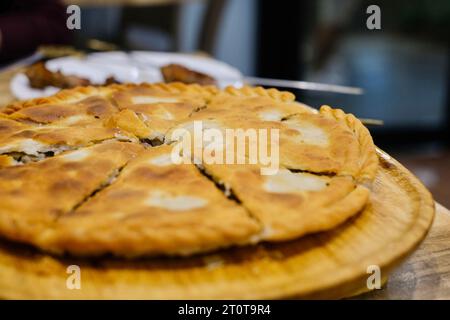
25,62,91,89
0,114,123,162
169,105,378,183
7,91,118,123
203,163,369,241
161,63,217,86
202,87,309,121
38,145,261,257
278,107,378,182
1,89,139,160
24,62,121,90
110,83,217,142
0,141,143,246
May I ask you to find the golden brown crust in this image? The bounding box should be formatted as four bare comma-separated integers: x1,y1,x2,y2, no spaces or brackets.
2,86,111,115
0,141,144,246
171,104,374,178
8,96,118,123
199,90,309,121
0,115,122,156
39,145,261,257
222,85,296,102
1,82,219,115
0,155,16,168
103,109,151,139
203,164,369,241
319,105,379,183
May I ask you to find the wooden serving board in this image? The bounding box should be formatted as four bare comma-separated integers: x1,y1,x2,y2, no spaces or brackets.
0,149,435,299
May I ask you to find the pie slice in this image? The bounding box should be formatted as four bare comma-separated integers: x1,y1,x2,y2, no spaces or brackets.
277,107,377,181
168,105,377,182
7,95,117,124
0,92,127,161
38,145,261,257
204,90,310,121
202,164,369,241
0,116,123,162
2,85,117,115
110,83,215,141
0,141,143,245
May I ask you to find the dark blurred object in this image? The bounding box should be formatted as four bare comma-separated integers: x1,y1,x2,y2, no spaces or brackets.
312,25,343,71
257,0,310,81
255,0,449,146
257,0,314,99
104,76,121,85
446,52,450,147
197,0,227,54
161,63,216,85
25,62,90,89
0,0,71,63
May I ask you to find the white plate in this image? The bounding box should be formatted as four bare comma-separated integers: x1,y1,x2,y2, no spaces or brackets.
10,51,244,100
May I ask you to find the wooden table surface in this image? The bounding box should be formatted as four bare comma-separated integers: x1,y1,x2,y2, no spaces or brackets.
0,64,449,300
359,203,450,299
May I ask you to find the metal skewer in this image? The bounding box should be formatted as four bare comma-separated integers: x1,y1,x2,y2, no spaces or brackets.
244,76,364,95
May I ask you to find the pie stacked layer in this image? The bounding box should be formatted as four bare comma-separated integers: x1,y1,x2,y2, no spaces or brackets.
0,83,378,257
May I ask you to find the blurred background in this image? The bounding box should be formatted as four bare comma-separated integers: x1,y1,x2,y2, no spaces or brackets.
0,0,449,205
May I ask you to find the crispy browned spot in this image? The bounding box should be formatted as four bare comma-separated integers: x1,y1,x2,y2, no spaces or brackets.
11,104,79,123
81,96,118,119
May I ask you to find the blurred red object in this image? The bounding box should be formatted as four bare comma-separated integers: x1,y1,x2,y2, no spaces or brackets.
0,0,71,63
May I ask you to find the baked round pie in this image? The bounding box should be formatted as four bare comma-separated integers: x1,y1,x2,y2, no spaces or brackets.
0,83,378,257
